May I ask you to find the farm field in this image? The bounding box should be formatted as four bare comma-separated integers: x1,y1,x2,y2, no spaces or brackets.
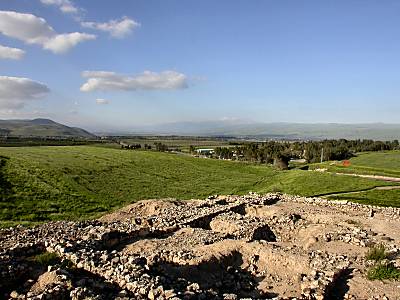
0,146,398,226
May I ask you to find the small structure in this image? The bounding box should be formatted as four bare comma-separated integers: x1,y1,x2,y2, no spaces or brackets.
342,160,351,167
195,148,215,155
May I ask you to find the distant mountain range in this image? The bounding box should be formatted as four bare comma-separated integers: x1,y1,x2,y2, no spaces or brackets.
120,121,400,141
0,119,95,138
2,118,399,141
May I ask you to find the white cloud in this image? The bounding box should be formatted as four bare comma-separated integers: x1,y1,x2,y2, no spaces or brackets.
0,11,95,54
0,76,50,109
96,98,109,105
40,0,79,14
81,70,188,92
0,45,25,60
43,32,96,54
81,17,139,38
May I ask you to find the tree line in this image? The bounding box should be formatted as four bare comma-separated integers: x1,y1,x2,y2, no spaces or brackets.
212,139,400,164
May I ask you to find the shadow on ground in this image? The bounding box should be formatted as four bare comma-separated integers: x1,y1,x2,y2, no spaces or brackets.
151,250,277,299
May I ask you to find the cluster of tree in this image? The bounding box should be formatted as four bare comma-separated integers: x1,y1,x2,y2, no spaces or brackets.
211,139,400,165
154,142,169,152
301,139,399,163
189,145,196,153
121,142,179,152
214,147,234,159
121,143,141,149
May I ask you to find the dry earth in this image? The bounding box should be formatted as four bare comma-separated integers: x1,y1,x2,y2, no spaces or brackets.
1,194,400,299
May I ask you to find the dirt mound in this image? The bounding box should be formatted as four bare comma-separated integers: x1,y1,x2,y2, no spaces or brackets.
1,193,400,299
30,271,68,294
98,198,184,222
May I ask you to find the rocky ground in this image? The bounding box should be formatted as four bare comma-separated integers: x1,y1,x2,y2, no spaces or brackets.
1,193,400,300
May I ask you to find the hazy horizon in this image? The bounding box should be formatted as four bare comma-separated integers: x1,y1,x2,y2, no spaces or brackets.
1,1,400,130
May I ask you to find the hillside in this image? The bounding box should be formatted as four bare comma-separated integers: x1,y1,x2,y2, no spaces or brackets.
0,146,397,226
0,119,95,138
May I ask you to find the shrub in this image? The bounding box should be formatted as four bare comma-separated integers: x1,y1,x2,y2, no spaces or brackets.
367,263,400,280
366,244,387,261
34,252,60,266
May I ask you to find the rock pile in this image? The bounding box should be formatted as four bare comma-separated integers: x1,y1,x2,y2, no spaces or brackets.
1,193,400,299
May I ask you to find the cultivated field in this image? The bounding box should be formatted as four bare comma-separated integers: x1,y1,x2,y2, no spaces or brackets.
0,146,398,226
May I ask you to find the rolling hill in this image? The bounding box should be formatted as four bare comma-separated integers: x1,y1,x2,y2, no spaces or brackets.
0,118,95,138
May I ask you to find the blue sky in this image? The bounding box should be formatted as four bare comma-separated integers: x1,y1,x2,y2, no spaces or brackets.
0,1,399,131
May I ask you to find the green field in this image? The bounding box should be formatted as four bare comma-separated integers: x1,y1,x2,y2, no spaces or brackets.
0,146,398,226
328,189,400,207
311,151,400,178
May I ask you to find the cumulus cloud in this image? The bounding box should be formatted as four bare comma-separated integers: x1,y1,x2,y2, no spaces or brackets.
0,45,25,60
43,32,96,54
40,0,79,14
0,11,95,54
0,76,50,109
81,70,188,92
96,98,110,105
81,17,140,38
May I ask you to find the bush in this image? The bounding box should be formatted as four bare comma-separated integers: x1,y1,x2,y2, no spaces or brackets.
366,244,387,261
367,263,400,280
34,252,60,266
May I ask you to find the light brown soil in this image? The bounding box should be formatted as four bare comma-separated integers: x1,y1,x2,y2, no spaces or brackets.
98,198,184,222
117,196,400,299
4,194,400,299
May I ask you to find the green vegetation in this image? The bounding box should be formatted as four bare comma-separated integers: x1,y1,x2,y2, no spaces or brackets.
367,263,400,281
33,252,60,266
0,118,94,138
350,151,400,170
0,146,398,226
312,151,400,178
207,139,399,164
366,244,387,261
119,136,232,153
328,189,400,207
318,151,400,206
365,243,400,281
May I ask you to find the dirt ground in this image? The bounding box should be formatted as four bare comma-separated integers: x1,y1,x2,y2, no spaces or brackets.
3,194,400,299
107,195,400,299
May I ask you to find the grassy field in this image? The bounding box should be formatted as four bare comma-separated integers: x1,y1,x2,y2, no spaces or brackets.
328,189,400,207
311,151,400,178
0,146,397,226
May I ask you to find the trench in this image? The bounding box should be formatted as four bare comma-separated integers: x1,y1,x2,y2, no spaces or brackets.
150,250,276,299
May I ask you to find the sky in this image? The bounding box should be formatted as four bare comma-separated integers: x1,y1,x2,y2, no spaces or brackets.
0,0,400,131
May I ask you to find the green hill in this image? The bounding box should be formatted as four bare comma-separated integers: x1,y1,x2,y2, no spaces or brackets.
0,118,95,138
0,145,396,226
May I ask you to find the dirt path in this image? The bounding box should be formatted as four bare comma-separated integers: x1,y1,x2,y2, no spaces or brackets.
331,172,400,182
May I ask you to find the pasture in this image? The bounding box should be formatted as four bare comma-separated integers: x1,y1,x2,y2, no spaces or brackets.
0,146,397,226
311,151,400,178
